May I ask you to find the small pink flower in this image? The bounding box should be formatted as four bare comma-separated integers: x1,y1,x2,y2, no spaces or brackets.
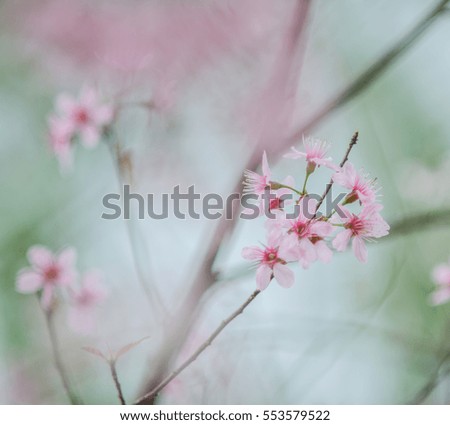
333,162,378,205
54,86,113,148
284,136,338,171
276,200,334,268
68,270,107,334
16,246,77,310
332,204,389,263
242,233,297,290
430,261,450,306
243,151,271,195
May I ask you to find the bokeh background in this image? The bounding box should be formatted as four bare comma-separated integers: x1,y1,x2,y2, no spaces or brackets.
1,0,449,404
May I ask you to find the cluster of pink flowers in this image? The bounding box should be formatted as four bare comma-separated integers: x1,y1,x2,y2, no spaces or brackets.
48,86,113,171
242,136,390,290
16,245,107,334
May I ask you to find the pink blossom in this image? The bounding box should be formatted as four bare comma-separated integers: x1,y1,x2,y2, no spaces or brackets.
68,270,107,334
332,204,389,263
243,151,272,195
430,261,450,306
16,246,77,310
242,233,297,290
54,86,113,148
48,115,74,171
284,136,337,171
275,200,334,268
332,162,378,205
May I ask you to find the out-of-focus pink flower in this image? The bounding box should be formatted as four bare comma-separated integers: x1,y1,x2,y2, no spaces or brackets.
332,162,378,205
55,86,113,148
285,136,337,171
243,151,271,195
48,115,74,171
16,246,77,310
430,261,450,306
242,232,297,290
332,204,389,263
68,270,107,335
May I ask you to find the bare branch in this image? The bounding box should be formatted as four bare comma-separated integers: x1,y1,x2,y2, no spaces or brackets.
136,289,261,404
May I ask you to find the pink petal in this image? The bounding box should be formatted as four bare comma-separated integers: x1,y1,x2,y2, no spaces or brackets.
432,265,450,286
255,264,272,291
16,270,44,293
80,126,100,148
40,285,54,311
94,105,113,126
332,229,352,252
261,151,271,179
310,220,333,237
429,287,450,306
57,247,77,268
56,93,76,115
242,246,263,261
27,246,54,270
315,240,333,263
352,237,368,263
273,263,294,288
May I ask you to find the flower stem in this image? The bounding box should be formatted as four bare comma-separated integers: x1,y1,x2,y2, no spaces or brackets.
136,289,261,404
109,361,126,405
44,310,80,404
272,183,304,197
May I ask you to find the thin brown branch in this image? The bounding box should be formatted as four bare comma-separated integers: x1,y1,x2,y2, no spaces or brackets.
276,0,450,159
388,209,450,238
136,289,261,404
313,131,358,215
109,361,126,405
44,310,80,405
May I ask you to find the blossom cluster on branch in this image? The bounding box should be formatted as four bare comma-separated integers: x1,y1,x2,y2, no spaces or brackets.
242,136,390,290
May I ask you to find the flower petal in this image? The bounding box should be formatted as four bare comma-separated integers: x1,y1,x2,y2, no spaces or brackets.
352,237,368,263
27,246,54,270
332,229,352,252
255,264,272,291
242,246,263,261
273,263,294,288
16,270,43,293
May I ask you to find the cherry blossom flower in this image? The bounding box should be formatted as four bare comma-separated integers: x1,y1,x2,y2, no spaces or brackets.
284,136,338,171
332,204,389,263
274,199,334,268
16,246,77,310
54,86,113,148
68,270,107,335
332,162,378,205
242,233,297,290
430,260,450,306
243,151,272,195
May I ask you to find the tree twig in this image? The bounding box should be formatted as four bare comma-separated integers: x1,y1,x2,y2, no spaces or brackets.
44,310,80,404
276,0,450,159
313,131,358,215
136,289,261,404
109,361,126,405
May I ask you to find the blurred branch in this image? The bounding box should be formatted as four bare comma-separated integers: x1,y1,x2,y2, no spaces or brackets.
108,139,167,322
388,209,450,237
136,289,261,404
408,350,450,404
45,309,80,405
109,361,126,405
138,0,312,403
313,131,358,216
276,0,450,157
